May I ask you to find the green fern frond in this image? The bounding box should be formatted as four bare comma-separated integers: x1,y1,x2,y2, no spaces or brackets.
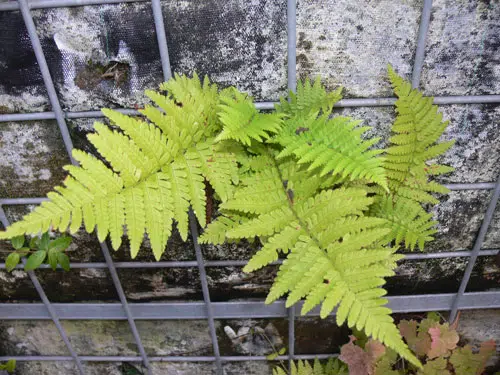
159,71,221,135
276,77,343,118
385,65,454,202
198,214,249,245
273,358,348,375
212,151,419,366
274,114,387,189
163,161,190,241
372,66,454,252
221,168,288,214
372,196,437,251
0,74,235,259
188,140,238,202
216,90,285,145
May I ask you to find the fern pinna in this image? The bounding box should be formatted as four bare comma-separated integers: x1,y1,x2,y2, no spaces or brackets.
0,67,454,366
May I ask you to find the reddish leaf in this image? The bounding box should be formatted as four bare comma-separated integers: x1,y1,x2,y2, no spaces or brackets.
366,340,386,362
340,336,386,375
399,319,431,357
340,336,368,375
427,324,459,359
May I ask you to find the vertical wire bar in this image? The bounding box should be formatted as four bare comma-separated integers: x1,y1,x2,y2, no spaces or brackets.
0,207,85,375
189,212,223,374
287,0,297,93
449,172,500,322
288,308,295,364
16,0,84,371
411,0,432,89
17,0,152,371
17,0,76,165
99,242,152,374
151,0,172,82
286,0,297,368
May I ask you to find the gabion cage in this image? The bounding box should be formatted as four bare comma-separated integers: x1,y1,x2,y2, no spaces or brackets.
0,0,499,374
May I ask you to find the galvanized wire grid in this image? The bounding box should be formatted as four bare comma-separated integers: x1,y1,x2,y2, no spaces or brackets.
0,0,499,374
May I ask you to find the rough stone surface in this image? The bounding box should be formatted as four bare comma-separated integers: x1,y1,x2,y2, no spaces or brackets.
430,190,491,251
436,104,500,184
0,319,276,374
161,1,287,101
0,1,287,113
455,309,500,366
5,361,273,375
421,0,500,96
296,0,422,97
0,121,70,198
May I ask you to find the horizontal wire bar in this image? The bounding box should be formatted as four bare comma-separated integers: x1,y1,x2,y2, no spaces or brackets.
0,0,147,11
0,291,499,320
0,181,495,207
1,95,499,123
0,354,336,363
0,249,498,271
445,183,496,190
335,95,500,107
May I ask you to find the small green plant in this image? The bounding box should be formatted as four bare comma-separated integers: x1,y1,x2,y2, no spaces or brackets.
0,67,454,366
0,359,16,373
273,358,348,375
336,313,496,375
4,232,72,272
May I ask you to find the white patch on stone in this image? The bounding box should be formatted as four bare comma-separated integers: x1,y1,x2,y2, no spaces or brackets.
0,90,49,113
79,268,107,279
38,168,52,180
0,122,53,184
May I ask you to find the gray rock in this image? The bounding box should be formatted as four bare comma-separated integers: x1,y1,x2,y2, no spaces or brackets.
0,121,69,198
296,0,422,97
8,361,274,375
421,0,500,96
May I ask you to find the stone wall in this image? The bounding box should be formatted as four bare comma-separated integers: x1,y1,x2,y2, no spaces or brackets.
0,0,499,374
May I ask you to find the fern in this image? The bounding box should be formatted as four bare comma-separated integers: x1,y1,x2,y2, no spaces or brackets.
0,73,239,260
202,150,417,365
275,77,343,118
1,68,454,366
273,358,347,375
273,114,388,189
371,65,454,251
216,89,285,145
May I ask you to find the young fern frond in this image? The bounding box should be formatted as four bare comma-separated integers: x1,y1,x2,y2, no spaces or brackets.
275,77,343,118
216,90,285,145
371,196,437,251
384,65,454,201
273,358,348,375
373,66,454,251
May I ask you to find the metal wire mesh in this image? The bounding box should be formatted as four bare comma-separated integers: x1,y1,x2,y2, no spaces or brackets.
0,0,499,374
